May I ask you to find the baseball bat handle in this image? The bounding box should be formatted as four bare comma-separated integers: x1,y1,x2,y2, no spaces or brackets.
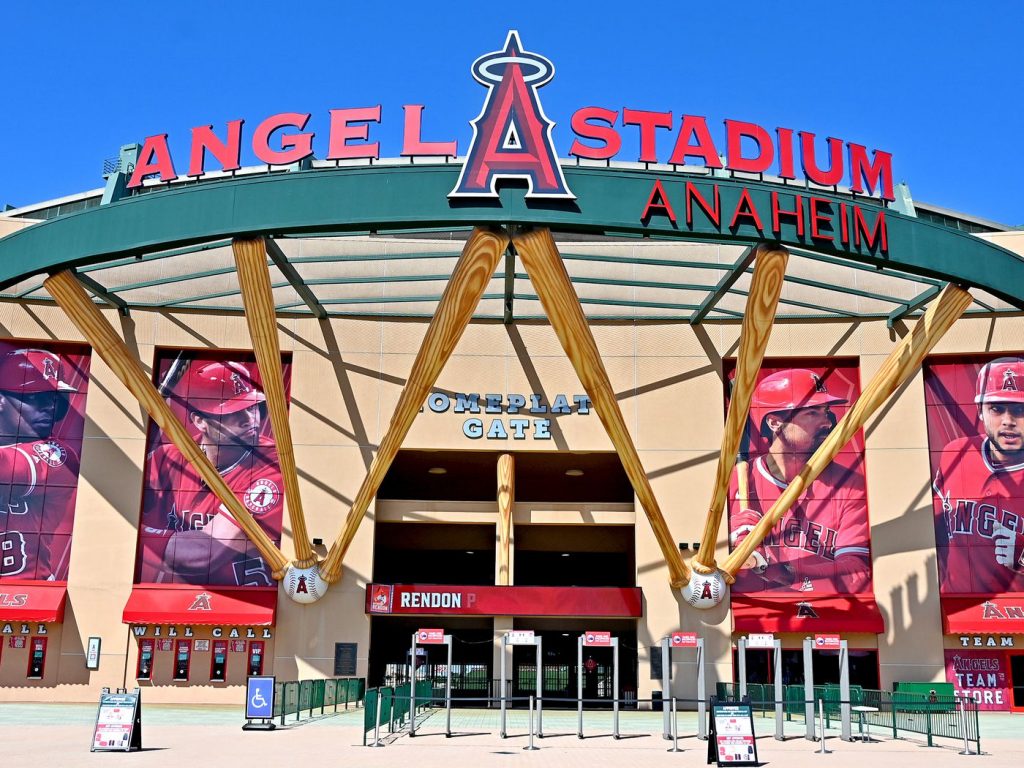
694,246,787,572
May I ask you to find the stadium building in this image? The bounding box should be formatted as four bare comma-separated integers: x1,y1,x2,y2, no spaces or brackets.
1,32,1023,712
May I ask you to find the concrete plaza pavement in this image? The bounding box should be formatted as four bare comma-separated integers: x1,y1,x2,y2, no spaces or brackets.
3,703,1022,767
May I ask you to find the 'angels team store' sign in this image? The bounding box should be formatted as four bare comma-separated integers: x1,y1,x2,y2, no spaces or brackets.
123,32,893,252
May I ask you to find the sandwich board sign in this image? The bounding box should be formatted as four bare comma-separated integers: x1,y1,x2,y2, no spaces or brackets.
707,697,758,766
91,688,142,752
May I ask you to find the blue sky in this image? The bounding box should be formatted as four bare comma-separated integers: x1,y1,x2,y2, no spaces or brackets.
3,2,1021,224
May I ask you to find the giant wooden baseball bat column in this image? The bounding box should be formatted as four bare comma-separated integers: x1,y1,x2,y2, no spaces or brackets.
44,269,290,576
512,227,689,589
320,227,510,584
233,237,316,569
722,282,973,579
497,453,514,585
692,246,788,575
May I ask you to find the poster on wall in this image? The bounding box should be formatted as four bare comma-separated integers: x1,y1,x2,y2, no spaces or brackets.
944,650,1010,711
0,342,91,582
925,355,1024,593
135,351,290,587
725,360,872,595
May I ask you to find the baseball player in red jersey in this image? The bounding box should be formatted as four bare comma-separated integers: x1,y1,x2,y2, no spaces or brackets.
138,360,283,586
729,368,872,594
932,357,1024,593
0,348,82,581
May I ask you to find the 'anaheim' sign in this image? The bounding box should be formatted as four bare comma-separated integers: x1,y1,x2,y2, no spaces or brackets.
125,31,894,203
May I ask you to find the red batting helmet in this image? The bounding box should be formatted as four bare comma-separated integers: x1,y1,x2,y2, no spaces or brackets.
975,357,1024,404
183,361,265,416
0,348,77,393
749,369,847,431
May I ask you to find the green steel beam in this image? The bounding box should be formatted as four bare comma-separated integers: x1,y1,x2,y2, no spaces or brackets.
886,284,943,329
266,237,326,319
690,246,757,325
1,165,1022,310
503,243,516,325
73,271,130,316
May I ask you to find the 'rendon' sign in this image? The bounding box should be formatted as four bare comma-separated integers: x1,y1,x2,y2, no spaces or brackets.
124,31,895,207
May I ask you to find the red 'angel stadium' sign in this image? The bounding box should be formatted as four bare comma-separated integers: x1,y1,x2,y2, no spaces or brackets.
125,31,895,205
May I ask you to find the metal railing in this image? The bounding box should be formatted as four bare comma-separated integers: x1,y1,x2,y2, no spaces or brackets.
715,683,980,751
272,677,365,725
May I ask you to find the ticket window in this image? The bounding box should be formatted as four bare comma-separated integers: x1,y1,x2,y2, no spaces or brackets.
210,640,228,682
137,639,154,681
248,641,265,676
173,640,192,681
27,637,47,679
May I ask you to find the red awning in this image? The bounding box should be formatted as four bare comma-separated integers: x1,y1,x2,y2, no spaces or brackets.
123,585,277,625
732,594,884,633
941,595,1024,633
0,581,67,622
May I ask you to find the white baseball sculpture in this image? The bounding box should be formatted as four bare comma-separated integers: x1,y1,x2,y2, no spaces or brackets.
683,569,728,609
282,563,329,604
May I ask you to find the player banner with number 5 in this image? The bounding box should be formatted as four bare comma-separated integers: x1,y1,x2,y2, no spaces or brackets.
135,350,291,587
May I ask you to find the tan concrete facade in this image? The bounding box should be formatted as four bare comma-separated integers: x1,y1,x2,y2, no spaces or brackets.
0,228,1022,706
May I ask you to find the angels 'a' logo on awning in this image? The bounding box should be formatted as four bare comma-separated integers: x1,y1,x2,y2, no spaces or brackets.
450,31,574,200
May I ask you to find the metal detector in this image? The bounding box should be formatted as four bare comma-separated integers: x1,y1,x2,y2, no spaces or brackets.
660,632,706,740
577,631,619,739
737,634,784,740
408,630,452,737
500,631,543,738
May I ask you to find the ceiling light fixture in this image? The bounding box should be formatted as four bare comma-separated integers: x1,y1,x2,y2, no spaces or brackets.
565,469,584,477
427,467,447,475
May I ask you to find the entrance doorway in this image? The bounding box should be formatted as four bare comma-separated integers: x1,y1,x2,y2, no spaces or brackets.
1011,654,1024,712
734,648,880,689
512,619,637,708
369,616,494,704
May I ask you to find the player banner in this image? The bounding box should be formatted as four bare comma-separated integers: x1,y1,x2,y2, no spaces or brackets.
925,355,1024,594
135,351,290,587
725,359,873,595
0,342,90,582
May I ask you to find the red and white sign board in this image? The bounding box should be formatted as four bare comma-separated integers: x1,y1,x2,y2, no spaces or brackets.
671,631,698,648
747,633,775,649
416,628,445,644
814,634,842,650
583,630,611,647
505,630,536,646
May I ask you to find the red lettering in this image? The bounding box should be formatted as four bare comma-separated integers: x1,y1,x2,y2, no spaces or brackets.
187,121,244,177
252,112,313,165
641,179,677,224
809,197,835,241
127,134,177,188
800,132,844,186
569,107,621,160
1006,606,1024,619
776,127,796,179
839,202,850,244
623,109,672,163
668,115,722,167
401,105,456,157
771,192,804,236
852,206,888,251
685,182,721,228
848,144,895,201
327,106,381,160
725,120,774,173
729,187,764,231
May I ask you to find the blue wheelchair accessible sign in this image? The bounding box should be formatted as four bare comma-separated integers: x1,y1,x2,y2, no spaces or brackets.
243,676,276,730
